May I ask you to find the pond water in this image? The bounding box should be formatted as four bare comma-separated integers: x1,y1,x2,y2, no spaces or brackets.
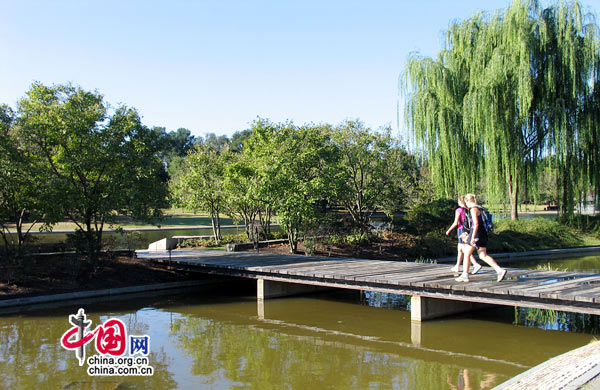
0,280,596,390
19,225,280,250
36,227,244,247
511,254,600,273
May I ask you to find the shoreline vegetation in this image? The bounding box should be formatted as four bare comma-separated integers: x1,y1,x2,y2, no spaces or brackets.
1,205,599,303
2,204,600,256
177,203,600,259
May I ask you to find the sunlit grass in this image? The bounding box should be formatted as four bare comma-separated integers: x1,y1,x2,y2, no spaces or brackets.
4,209,241,232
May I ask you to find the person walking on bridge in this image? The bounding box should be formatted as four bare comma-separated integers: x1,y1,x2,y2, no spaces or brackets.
446,195,482,275
455,194,507,283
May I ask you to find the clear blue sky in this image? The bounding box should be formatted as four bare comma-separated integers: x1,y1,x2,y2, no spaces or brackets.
1,0,598,138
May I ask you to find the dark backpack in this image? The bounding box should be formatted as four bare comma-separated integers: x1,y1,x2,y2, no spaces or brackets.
479,207,494,233
461,207,472,232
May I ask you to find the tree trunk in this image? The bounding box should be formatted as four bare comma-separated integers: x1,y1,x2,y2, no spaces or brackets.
85,217,98,268
210,212,219,244
257,209,266,240
265,205,272,236
96,223,103,265
244,215,251,240
0,228,11,258
216,212,222,241
288,229,298,253
15,210,24,257
507,170,519,220
561,154,574,217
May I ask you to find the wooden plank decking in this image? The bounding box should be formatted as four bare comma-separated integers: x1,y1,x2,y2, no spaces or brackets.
136,250,600,315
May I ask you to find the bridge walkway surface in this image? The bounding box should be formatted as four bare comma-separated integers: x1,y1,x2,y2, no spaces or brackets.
136,249,600,320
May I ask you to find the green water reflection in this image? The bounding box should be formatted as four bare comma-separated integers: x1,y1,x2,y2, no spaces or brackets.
511,254,600,273
0,286,595,389
509,254,600,332
19,226,250,249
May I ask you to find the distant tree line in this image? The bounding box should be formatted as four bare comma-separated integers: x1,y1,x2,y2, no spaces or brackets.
171,118,424,253
0,82,428,260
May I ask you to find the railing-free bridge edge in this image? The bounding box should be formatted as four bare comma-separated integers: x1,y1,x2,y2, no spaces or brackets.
155,258,600,317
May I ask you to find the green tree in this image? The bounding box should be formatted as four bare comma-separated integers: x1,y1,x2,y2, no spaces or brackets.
200,132,229,152
332,120,416,231
168,127,196,156
403,0,600,219
171,144,227,243
223,152,261,239
0,105,48,258
150,126,197,181
230,129,253,153
245,120,336,253
16,83,168,266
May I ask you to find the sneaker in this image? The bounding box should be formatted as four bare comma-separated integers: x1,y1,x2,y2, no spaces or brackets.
451,265,460,273
497,268,507,282
455,274,469,282
471,263,482,275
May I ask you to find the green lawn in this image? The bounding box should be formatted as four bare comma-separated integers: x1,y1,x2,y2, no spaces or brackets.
485,203,556,213
5,209,241,232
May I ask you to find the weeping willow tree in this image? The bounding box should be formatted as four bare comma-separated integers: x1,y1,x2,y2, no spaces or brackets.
403,0,600,219
542,1,600,215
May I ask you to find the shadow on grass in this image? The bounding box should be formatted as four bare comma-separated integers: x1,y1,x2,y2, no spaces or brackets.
487,230,582,253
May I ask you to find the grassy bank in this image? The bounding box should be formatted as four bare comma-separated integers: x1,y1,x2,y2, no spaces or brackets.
301,214,600,261
2,209,241,232
173,200,600,260
487,218,600,253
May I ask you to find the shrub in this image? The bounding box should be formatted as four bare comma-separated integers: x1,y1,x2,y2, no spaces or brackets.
177,233,249,248
268,231,287,240
321,231,376,247
219,233,250,244
345,232,372,246
328,234,345,245
414,257,437,264
404,198,456,234
415,231,455,258
177,238,218,248
560,215,600,238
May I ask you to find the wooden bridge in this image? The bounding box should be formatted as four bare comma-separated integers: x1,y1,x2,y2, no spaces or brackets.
136,249,600,321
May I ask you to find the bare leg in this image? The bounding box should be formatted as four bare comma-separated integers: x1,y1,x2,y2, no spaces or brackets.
476,248,500,269
452,244,464,272
462,245,474,274
455,244,463,267
477,247,507,281
469,254,480,266
454,245,473,281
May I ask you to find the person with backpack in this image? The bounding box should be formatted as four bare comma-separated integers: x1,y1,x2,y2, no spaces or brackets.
454,193,507,283
446,195,482,275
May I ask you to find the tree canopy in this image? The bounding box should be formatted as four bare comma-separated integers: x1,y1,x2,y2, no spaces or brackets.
332,120,419,231
16,82,169,264
171,144,228,243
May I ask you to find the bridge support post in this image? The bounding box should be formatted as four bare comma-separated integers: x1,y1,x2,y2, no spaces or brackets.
410,321,422,345
411,296,484,322
257,279,330,300
257,299,265,320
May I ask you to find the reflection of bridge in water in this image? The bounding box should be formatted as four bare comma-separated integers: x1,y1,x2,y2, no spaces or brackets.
168,299,530,374
137,249,600,322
